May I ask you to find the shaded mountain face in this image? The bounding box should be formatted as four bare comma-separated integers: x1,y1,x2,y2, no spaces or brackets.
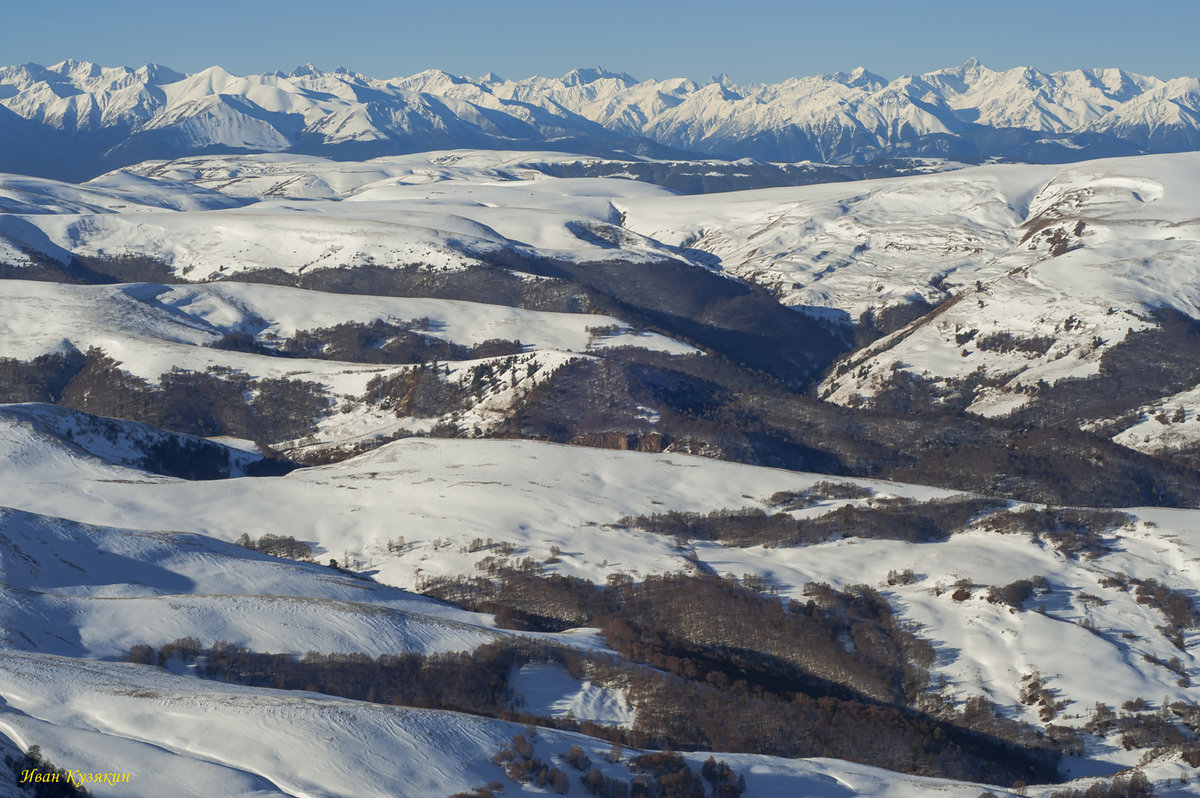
2,59,1200,179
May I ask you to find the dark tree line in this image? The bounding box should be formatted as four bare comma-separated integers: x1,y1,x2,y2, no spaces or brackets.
210,318,524,365
982,506,1131,559
418,569,1062,785
1043,771,1154,798
128,622,1059,787
235,533,314,560
132,637,521,716
421,569,933,706
0,347,329,448
497,344,1200,508
622,495,1005,548
362,363,470,418
224,262,619,315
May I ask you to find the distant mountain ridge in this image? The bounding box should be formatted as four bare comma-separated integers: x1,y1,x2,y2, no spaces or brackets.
3,58,1200,179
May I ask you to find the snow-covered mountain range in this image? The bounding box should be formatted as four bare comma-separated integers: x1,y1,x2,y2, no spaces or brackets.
4,118,1200,793
4,58,1200,179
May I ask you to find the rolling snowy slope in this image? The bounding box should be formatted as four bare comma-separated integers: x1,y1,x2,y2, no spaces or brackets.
619,160,1059,321
1,650,1109,798
807,154,1200,418
4,141,1200,795
0,279,693,374
0,154,681,277
0,277,697,456
0,423,1196,734
618,151,1200,452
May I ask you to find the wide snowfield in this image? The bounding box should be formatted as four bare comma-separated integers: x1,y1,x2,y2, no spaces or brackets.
1,418,1196,734
0,152,682,275
0,280,694,381
4,149,1200,796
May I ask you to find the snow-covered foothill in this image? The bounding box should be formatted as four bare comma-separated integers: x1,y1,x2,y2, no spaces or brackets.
1,649,1108,798
0,424,1196,730
811,154,1200,416
0,153,682,277
0,403,265,476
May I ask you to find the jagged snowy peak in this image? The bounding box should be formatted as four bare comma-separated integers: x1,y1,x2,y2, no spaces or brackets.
823,66,890,92
1086,77,1200,148
921,59,1163,132
3,59,1200,179
0,60,179,131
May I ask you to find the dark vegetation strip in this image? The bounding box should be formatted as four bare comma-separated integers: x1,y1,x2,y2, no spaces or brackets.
209,318,525,365
483,739,747,798
498,347,1200,507
622,496,1007,547
529,156,951,195
0,252,176,285
131,626,1060,787
0,348,325,464
621,499,1132,560
225,262,620,316
416,570,1065,785
5,254,1200,507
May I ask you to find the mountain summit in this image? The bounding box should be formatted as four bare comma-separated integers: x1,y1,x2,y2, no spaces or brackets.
0,60,1196,179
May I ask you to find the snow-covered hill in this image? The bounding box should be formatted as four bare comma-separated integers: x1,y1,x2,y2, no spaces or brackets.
616,151,1200,458
0,425,1195,733
2,59,1200,180
0,505,514,660
8,147,1200,458
0,277,696,456
0,153,682,276
1,428,1198,793
8,649,1131,798
802,154,1200,418
4,146,1200,795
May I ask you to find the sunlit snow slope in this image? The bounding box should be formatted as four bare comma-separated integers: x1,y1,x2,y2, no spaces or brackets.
3,148,1200,797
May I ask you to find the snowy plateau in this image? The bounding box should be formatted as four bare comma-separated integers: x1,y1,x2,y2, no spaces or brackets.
0,62,1200,798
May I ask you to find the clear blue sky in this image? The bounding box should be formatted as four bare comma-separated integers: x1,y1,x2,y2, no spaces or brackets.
3,0,1195,82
